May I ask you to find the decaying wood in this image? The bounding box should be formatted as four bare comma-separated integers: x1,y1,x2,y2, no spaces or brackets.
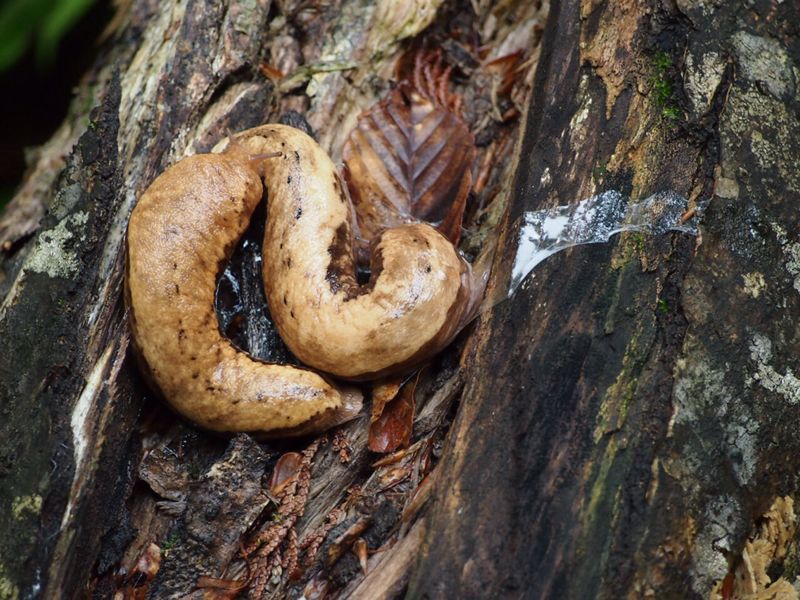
0,0,544,598
410,0,800,598
3,0,798,598
145,435,271,599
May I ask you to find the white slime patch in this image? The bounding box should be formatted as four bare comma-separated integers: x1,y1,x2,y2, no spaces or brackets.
506,190,697,297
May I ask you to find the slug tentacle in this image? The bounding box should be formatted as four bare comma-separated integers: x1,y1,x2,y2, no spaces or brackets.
231,125,474,381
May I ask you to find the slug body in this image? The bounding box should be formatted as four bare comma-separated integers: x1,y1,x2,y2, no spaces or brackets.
126,124,472,436
233,125,474,381
126,152,361,436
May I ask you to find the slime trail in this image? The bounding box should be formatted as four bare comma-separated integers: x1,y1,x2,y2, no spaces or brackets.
475,190,701,311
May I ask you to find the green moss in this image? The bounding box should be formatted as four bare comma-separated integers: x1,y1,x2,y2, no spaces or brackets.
649,51,681,122
608,232,646,276
0,563,20,600
162,531,178,555
657,299,669,314
595,375,638,441
661,105,681,121
10,495,41,520
596,311,657,440
592,161,609,185
583,437,621,526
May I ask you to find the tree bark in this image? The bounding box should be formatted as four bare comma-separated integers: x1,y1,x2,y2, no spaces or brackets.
410,0,800,598
1,0,798,599
0,0,542,598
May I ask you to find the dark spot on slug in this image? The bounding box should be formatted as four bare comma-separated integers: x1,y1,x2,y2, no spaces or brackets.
172,262,178,269
294,206,303,219
325,222,358,298
294,151,300,162
190,355,197,361
174,284,180,294
287,176,292,184
178,329,186,340
291,310,296,319
192,372,199,379
281,141,285,146
424,239,430,248
206,386,215,392
425,265,432,273
231,398,240,405
283,294,288,305
286,256,292,268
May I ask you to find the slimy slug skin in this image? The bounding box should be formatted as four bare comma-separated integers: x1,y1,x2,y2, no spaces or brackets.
231,125,474,381
126,151,361,437
126,124,472,436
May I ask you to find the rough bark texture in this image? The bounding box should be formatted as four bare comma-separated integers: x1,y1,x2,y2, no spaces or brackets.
0,0,542,598
1,0,798,598
1,2,277,595
410,0,800,598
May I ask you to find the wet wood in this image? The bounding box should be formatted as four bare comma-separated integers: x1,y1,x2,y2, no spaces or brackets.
410,0,800,598
0,0,546,597
4,0,796,598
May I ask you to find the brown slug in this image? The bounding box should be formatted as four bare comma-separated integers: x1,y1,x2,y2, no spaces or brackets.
125,124,474,436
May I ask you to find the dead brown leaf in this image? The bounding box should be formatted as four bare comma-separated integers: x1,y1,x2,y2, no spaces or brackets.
259,62,285,81
116,543,161,599
369,376,405,423
301,573,330,600
368,373,419,453
269,451,303,495
325,518,371,567
377,464,412,492
484,50,525,98
353,538,369,575
196,575,248,599
343,80,475,245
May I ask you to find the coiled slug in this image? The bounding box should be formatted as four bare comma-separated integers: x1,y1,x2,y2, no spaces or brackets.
126,125,474,436
126,151,361,436
230,126,475,381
